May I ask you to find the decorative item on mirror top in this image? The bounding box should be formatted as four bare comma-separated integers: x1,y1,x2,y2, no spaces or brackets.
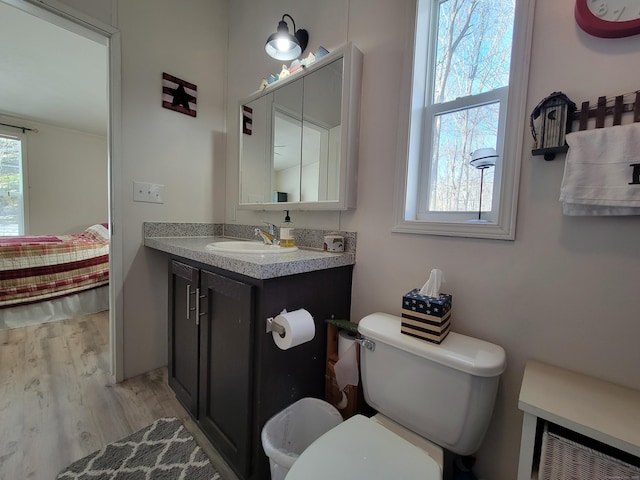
260,46,331,91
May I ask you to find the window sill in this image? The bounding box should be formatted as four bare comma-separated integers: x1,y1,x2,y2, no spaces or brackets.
392,218,515,240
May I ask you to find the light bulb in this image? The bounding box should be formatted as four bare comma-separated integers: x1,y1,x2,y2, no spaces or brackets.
276,37,290,51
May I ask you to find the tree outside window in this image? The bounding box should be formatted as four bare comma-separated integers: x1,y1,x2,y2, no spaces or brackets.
423,0,514,218
395,0,534,239
0,134,25,236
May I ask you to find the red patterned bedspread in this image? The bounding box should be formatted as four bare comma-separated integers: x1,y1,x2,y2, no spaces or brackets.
0,224,109,308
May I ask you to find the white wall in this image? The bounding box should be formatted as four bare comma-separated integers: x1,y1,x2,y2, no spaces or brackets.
5,117,108,235
51,0,228,378
116,0,228,378
227,1,640,479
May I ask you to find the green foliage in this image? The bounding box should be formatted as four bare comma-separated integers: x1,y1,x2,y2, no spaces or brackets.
0,135,23,232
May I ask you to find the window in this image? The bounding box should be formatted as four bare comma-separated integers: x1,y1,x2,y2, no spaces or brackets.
394,0,535,239
0,129,28,236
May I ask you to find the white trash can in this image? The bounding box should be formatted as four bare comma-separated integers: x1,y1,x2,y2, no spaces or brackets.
261,397,343,480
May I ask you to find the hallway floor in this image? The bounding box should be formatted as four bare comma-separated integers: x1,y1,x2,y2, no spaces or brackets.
0,311,238,480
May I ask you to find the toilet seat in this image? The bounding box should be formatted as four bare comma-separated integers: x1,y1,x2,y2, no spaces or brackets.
285,414,442,480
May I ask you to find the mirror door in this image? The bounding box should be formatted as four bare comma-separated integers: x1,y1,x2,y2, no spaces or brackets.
238,43,362,210
301,58,343,203
272,78,303,203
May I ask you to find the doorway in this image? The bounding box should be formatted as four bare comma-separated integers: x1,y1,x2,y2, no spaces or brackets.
0,0,122,380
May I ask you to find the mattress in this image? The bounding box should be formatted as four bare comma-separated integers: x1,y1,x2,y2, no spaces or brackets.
0,224,109,308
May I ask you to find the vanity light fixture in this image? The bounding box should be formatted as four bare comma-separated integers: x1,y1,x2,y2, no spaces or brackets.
265,14,309,61
468,148,499,223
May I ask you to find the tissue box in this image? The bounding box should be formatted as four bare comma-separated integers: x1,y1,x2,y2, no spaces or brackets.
401,289,452,344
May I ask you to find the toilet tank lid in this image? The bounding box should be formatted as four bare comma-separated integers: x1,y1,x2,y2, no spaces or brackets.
358,313,506,377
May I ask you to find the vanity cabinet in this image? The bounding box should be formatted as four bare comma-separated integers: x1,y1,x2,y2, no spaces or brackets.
167,257,353,480
169,261,254,473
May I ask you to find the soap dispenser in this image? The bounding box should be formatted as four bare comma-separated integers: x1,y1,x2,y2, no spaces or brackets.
280,210,295,248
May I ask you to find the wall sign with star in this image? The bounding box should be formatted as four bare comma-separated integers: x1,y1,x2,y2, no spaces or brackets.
162,72,197,117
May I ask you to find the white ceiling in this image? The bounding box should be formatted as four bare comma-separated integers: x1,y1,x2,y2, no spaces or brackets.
0,2,108,135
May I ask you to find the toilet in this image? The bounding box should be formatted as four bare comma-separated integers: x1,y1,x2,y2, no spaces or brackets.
286,312,506,479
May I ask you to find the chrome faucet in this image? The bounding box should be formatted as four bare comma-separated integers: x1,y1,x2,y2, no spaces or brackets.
255,222,278,245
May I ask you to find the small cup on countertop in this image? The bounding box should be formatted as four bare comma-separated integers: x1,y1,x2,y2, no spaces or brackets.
323,234,344,252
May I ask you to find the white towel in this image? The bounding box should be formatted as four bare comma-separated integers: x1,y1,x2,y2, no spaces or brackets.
560,122,640,215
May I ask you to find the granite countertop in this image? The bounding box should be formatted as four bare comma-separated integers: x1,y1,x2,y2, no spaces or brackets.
144,235,356,280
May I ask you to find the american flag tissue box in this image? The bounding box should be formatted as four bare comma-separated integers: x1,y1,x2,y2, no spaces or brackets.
401,289,452,344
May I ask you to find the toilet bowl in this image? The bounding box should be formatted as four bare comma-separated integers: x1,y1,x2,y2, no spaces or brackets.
285,312,506,479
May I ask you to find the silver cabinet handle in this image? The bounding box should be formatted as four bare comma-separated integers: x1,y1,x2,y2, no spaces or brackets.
187,284,198,320
195,288,200,325
186,284,191,320
187,284,205,325
195,288,206,325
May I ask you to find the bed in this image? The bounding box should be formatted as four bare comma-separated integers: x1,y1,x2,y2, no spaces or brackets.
0,223,109,328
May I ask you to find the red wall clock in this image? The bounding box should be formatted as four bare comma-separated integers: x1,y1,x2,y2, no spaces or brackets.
575,0,640,38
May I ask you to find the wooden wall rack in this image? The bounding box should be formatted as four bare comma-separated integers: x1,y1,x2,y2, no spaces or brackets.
573,91,640,131
532,90,639,160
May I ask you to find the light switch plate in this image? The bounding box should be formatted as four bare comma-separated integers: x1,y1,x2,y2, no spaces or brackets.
133,181,164,204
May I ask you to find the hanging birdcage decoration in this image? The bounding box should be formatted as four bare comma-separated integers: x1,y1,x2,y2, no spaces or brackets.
531,92,577,160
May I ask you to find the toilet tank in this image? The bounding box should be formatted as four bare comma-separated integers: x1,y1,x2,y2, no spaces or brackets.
358,313,506,456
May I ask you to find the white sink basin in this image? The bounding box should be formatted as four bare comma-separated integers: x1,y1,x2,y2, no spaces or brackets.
206,241,298,254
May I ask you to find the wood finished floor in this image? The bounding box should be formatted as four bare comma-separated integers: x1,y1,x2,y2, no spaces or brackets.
0,311,239,480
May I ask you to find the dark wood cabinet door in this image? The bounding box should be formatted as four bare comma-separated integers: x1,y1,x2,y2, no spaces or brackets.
168,260,200,416
198,270,254,478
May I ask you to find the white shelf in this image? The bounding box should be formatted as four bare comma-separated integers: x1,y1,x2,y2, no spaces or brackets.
516,360,640,479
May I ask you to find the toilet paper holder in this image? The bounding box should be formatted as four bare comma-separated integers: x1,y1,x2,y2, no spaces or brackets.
265,316,286,336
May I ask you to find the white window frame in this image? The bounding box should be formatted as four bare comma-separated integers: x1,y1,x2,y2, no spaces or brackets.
393,0,536,240
0,127,29,236
419,88,508,223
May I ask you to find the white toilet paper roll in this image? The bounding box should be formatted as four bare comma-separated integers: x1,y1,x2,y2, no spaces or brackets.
272,308,315,350
336,390,348,410
338,329,357,358
334,342,359,390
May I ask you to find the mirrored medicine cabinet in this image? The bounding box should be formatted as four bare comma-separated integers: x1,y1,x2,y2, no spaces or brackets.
239,43,363,211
